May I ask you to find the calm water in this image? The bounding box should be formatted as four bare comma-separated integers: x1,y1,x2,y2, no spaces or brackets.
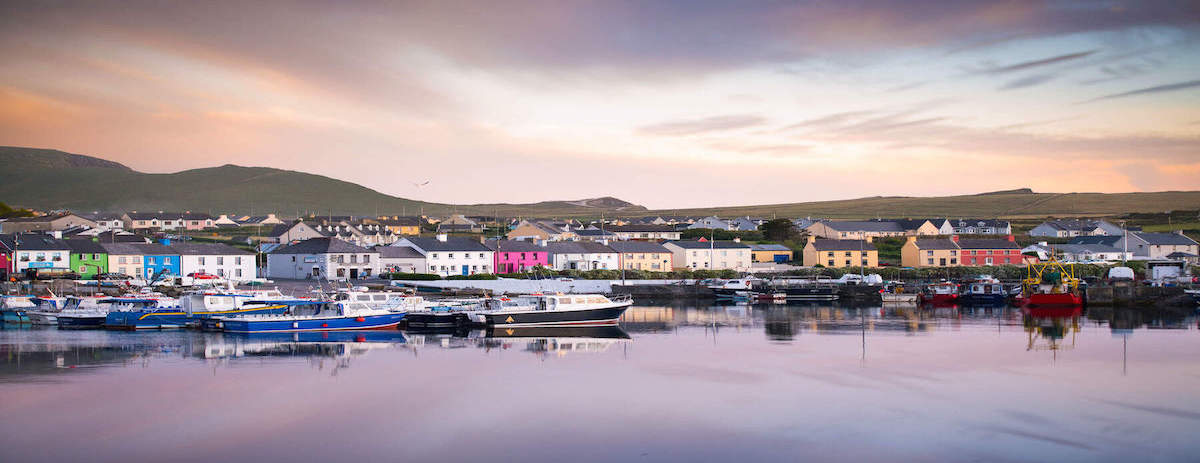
2,304,1199,462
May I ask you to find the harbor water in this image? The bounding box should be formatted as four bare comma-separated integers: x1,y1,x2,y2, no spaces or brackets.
2,303,1199,462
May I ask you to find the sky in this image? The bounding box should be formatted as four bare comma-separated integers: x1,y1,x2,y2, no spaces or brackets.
1,0,1198,209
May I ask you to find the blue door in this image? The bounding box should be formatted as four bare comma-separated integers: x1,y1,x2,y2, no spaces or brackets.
461,265,469,275
774,254,788,263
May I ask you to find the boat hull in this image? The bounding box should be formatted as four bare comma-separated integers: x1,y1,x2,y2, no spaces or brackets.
779,287,839,301
481,304,630,327
405,312,471,328
105,310,189,330
958,293,1007,306
881,294,920,303
1025,293,1082,307
27,312,59,325
57,314,106,329
1,310,31,324
220,313,407,333
926,293,959,304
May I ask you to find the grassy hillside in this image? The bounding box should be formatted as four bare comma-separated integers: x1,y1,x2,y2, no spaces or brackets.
3,146,1198,219
643,190,1200,219
0,146,645,216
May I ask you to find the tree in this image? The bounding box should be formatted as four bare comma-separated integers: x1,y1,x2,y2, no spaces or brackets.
760,218,800,242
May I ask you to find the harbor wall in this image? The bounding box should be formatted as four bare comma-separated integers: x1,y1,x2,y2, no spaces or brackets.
1084,283,1191,307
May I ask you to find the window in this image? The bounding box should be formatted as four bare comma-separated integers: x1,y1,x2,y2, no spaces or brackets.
950,250,957,256
432,253,439,259
827,260,834,266
950,258,957,265
448,253,455,259
363,254,370,263
217,256,224,265
235,269,242,277
479,253,485,259
827,252,834,257
79,266,86,272
985,257,993,265
235,257,242,265
350,255,358,263
926,250,933,256
844,251,852,257
291,256,296,262
119,256,127,264
199,257,206,265
927,258,934,265
844,260,851,266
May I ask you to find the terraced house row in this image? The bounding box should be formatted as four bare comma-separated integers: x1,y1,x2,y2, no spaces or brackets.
0,233,254,281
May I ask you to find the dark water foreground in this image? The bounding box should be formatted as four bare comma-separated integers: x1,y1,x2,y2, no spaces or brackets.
1,304,1198,463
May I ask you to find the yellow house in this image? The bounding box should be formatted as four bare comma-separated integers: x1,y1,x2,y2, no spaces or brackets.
375,216,422,235
900,236,961,267
750,244,793,263
802,236,878,268
608,241,673,271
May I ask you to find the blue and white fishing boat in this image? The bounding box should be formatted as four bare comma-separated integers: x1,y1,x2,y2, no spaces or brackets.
1,295,35,324
103,296,186,329
219,299,407,333
958,275,1008,306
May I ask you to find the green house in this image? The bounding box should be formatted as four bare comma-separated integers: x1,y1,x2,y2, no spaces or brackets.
65,239,108,279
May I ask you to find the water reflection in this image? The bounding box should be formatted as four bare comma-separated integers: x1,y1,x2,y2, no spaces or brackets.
1,304,1199,462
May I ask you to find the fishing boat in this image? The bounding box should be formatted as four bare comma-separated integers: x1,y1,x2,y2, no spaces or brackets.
959,275,1007,306
923,280,959,305
1,295,34,324
55,295,113,329
478,294,632,327
218,300,407,333
1018,256,1083,308
708,279,762,300
27,295,68,325
776,283,840,301
880,283,920,304
403,298,488,329
103,296,185,329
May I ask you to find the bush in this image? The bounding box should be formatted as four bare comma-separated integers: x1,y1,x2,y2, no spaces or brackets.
445,274,499,280
381,272,441,281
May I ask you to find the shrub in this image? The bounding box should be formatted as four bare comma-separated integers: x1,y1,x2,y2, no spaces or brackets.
381,272,441,281
445,274,499,280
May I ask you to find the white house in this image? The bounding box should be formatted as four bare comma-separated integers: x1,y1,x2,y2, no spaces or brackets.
607,224,681,241
950,219,1011,235
376,246,427,274
663,240,753,270
391,235,493,277
264,221,324,244
10,234,71,274
266,237,380,280
171,243,256,280
1029,219,1122,237
1115,231,1199,260
545,241,619,270
1022,242,1132,263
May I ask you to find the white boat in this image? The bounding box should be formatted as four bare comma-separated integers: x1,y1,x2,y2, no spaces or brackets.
28,295,68,325
478,294,633,327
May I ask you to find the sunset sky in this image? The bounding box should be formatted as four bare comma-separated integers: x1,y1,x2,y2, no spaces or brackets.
1,1,1198,208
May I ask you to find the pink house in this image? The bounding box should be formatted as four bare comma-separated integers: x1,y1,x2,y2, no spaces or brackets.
485,240,549,274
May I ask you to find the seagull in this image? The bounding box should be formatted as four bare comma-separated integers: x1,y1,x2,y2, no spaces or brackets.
412,180,430,188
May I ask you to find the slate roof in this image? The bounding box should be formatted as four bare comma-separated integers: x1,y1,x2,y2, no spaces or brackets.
607,241,671,253
400,237,490,252
1038,219,1105,231
100,242,177,255
665,240,752,249
1166,252,1199,258
821,221,905,232
809,239,876,251
125,212,181,220
951,218,1009,228
269,237,374,254
1134,232,1198,246
1067,236,1122,246
169,243,254,255
11,234,70,250
956,238,1021,250
1053,244,1124,254
575,229,616,237
911,238,959,250
609,224,677,233
484,240,546,253
0,234,14,251
749,243,791,251
64,239,108,254
375,246,425,259
545,241,618,254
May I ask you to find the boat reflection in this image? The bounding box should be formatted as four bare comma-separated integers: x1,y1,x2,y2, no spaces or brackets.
405,325,632,359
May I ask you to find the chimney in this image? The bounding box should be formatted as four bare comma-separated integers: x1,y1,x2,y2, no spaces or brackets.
807,235,816,244
436,233,448,242
951,235,959,242
906,236,916,244
865,236,873,243
733,237,741,243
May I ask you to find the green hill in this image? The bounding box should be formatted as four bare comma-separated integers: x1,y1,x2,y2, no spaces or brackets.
3,146,1198,219
0,146,645,216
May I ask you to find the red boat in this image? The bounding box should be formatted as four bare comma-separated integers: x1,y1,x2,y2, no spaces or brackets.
923,281,959,305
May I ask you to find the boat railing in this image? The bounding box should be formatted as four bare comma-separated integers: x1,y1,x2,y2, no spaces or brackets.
610,294,633,303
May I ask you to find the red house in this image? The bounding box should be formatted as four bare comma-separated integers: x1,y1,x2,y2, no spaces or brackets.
0,234,13,280
954,235,1023,266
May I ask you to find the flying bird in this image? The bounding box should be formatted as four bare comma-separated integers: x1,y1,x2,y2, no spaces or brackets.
412,180,430,188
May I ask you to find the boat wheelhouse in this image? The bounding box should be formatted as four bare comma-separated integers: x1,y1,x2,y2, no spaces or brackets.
102,296,185,329
1,295,34,324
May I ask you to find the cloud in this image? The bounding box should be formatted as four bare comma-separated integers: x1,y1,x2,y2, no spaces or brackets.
975,50,1098,74
1084,79,1200,102
637,114,767,136
999,73,1056,90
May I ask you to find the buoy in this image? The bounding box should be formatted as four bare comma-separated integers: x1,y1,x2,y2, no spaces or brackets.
321,323,328,328
355,317,365,322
